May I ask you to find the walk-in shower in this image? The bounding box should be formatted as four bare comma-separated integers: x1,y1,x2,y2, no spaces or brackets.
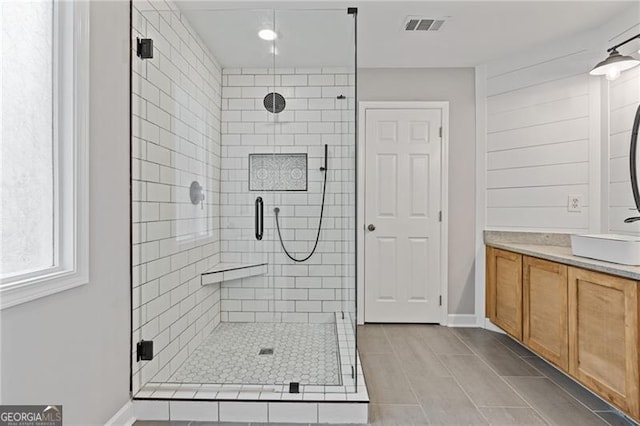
130,1,360,403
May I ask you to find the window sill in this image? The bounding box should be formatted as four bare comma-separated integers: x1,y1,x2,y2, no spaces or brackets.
0,269,89,310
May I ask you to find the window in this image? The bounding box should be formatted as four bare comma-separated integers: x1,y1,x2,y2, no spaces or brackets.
0,1,89,309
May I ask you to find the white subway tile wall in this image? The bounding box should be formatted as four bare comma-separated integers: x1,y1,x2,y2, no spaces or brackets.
131,0,223,393
219,68,356,324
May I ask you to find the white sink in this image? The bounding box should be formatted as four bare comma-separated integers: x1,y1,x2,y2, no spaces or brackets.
571,234,640,266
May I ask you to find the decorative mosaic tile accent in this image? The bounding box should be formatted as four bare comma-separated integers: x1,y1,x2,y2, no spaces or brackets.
249,154,307,191
168,322,340,385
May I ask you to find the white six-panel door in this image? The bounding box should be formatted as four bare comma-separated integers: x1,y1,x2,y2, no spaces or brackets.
364,108,442,323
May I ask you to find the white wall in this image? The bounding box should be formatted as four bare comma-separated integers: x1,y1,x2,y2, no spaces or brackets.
482,34,601,233
359,68,476,315
131,0,223,391
479,3,640,237
219,67,356,323
0,2,130,424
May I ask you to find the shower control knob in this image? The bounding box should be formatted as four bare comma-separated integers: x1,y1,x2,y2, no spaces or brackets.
368,224,376,232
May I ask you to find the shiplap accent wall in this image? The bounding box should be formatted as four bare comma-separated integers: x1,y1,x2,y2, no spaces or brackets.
219,68,356,323
482,4,640,235
131,0,222,392
608,29,640,235
484,43,600,232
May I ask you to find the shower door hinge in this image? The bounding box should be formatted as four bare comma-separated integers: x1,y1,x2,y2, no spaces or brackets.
439,295,442,306
439,127,443,138
137,38,154,59
438,211,442,222
136,340,154,361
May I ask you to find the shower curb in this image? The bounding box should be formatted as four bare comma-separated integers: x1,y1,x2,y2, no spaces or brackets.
132,399,369,424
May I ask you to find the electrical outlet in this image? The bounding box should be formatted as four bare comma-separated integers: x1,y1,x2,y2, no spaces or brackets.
568,195,583,212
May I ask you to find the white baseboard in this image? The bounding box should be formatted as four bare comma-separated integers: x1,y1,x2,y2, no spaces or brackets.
105,401,135,426
483,318,506,334
446,314,479,327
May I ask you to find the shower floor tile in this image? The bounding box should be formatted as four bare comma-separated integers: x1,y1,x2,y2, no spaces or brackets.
169,322,341,386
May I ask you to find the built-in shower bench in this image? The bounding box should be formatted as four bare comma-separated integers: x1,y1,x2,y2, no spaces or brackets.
200,262,268,285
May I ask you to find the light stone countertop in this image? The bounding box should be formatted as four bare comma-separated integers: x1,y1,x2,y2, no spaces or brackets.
484,231,640,281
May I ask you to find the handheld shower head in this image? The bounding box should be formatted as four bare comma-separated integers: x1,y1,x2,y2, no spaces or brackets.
319,144,328,172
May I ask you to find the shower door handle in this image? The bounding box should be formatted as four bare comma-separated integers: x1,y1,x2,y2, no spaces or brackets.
255,197,264,240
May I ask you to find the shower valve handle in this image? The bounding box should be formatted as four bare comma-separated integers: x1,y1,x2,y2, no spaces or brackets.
368,224,376,232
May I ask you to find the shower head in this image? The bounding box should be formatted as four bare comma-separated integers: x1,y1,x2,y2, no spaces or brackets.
320,144,328,172
264,92,286,113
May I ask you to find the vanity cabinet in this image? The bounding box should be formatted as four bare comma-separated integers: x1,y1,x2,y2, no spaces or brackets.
568,267,640,418
486,246,640,421
486,247,523,340
523,256,568,371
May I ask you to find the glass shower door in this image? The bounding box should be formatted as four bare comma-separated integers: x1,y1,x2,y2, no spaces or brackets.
130,4,278,394
175,8,279,387
271,8,359,392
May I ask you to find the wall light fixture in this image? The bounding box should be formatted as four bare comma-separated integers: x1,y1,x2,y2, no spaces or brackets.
590,33,640,81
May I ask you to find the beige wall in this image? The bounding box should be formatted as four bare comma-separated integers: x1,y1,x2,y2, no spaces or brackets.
0,2,130,424
358,67,476,315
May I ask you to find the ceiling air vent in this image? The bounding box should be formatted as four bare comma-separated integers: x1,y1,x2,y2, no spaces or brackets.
404,17,445,32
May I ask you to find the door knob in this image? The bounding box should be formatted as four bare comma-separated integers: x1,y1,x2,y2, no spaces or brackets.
368,224,376,231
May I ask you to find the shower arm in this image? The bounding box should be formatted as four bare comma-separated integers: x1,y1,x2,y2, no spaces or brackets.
625,105,640,223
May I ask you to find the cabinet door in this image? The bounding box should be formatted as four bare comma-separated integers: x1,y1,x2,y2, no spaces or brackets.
523,256,568,371
568,267,640,417
487,247,523,340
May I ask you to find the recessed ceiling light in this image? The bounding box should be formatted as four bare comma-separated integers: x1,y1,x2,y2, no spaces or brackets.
258,29,277,41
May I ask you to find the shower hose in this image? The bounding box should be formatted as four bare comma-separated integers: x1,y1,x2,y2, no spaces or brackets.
274,145,328,262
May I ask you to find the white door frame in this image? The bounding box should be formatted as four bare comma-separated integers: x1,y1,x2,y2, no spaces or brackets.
357,101,450,325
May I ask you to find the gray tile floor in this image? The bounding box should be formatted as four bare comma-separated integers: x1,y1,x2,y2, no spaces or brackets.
135,325,639,426
362,325,637,426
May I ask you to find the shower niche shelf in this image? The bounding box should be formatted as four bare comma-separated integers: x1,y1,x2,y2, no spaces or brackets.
201,262,268,285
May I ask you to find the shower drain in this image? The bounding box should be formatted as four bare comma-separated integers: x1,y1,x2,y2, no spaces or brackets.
258,348,274,355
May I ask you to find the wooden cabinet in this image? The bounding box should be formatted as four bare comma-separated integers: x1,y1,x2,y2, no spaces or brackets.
486,247,523,340
568,267,640,418
523,256,568,371
486,247,640,421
